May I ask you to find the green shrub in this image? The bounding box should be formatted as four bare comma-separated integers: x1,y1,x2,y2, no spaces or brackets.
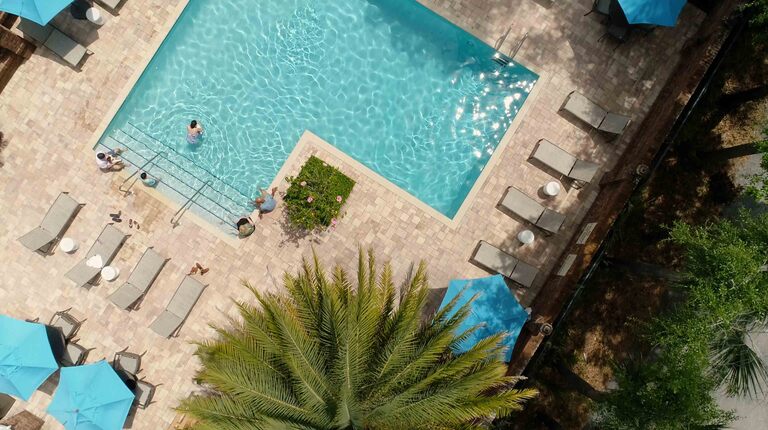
284,156,355,230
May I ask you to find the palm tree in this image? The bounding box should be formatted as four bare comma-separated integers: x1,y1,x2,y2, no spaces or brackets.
180,250,537,429
709,312,768,397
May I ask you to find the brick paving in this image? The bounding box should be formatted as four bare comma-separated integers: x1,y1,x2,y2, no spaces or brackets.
0,0,704,428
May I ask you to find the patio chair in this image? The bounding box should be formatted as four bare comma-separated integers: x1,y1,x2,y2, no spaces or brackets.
561,91,631,135
48,309,83,341
109,248,169,310
530,139,601,186
470,241,539,288
499,187,566,235
113,349,143,377
150,276,207,338
133,379,155,409
584,0,610,16
60,342,89,367
65,224,129,287
18,192,84,255
17,19,91,69
0,393,14,419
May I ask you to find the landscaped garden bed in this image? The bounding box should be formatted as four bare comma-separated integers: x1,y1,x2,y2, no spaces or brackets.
284,155,355,230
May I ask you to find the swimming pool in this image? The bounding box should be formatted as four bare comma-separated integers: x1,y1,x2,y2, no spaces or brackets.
101,0,537,219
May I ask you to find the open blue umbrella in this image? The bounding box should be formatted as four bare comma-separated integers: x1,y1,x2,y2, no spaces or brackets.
617,0,687,27
48,361,135,430
439,275,529,361
0,0,73,25
0,315,59,400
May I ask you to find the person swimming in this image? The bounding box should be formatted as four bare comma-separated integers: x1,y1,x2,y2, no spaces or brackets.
186,120,203,144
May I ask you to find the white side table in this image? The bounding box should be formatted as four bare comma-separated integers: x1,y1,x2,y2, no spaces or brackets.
543,181,561,197
518,229,535,245
86,7,105,26
59,238,78,253
101,266,120,282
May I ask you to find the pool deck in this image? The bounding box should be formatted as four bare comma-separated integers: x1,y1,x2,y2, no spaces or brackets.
0,0,704,428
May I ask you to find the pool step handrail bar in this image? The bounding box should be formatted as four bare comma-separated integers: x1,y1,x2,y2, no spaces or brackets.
170,180,211,227
118,151,165,194
493,25,513,51
510,32,528,60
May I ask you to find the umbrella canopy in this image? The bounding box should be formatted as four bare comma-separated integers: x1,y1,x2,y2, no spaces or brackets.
0,0,73,25
439,275,529,361
617,0,686,27
48,361,135,430
0,315,59,400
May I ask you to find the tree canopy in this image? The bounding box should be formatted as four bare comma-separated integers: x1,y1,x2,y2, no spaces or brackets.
180,251,537,430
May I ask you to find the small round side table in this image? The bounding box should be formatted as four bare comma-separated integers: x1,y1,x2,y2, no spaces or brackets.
59,238,78,253
101,266,120,281
543,181,561,197
518,229,535,245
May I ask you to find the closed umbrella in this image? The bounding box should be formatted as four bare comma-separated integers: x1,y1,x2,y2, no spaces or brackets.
0,315,59,400
0,0,74,25
439,275,530,361
48,361,135,430
617,0,687,27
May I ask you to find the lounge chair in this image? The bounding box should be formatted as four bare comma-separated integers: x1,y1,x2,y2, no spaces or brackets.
60,342,88,367
109,248,169,310
17,19,90,68
561,91,631,135
150,276,207,338
65,224,129,287
134,379,155,409
113,350,143,377
470,241,539,288
530,139,600,185
500,187,566,234
18,192,84,255
48,309,83,341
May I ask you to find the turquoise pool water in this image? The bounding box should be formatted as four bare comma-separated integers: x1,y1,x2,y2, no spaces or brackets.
103,0,537,218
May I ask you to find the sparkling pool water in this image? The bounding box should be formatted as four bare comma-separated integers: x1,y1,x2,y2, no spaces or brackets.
103,0,537,218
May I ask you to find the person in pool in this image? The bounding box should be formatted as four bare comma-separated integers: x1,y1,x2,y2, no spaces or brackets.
252,187,278,218
186,120,203,144
140,172,159,187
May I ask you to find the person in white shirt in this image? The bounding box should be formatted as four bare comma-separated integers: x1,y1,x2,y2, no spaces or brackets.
95,148,126,171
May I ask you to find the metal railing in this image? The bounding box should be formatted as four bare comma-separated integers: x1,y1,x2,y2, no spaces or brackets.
118,151,165,194
171,180,211,227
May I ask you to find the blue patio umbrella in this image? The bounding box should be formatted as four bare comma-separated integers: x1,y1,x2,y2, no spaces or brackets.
617,0,687,27
48,361,135,430
0,0,73,25
0,315,59,400
439,275,529,361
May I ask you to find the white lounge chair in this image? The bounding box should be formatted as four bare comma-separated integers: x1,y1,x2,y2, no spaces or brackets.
470,241,539,288
18,192,84,254
65,224,129,287
500,187,566,234
109,248,169,310
17,19,91,69
531,139,601,186
561,91,631,135
150,276,207,338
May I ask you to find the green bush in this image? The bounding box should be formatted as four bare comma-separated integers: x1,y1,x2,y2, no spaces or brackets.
284,156,355,230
